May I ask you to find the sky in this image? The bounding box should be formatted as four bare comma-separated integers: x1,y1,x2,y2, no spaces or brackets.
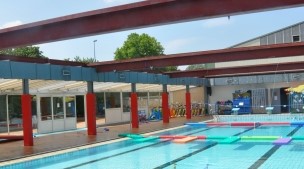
1,0,304,69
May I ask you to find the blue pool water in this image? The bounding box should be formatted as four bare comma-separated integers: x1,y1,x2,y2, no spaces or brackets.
1,125,304,169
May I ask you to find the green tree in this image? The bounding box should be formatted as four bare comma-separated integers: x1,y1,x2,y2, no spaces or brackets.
0,46,45,58
64,56,96,64
73,56,96,63
114,33,177,72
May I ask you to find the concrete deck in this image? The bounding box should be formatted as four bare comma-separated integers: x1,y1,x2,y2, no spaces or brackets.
0,116,212,162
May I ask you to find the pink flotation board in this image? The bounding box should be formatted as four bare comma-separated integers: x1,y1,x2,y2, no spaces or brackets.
273,138,292,145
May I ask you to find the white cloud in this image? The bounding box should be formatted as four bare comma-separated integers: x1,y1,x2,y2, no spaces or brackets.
202,17,233,28
164,38,197,54
0,20,23,29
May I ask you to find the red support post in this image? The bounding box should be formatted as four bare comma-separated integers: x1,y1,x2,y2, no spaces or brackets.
22,94,33,146
86,93,96,135
131,92,139,128
162,92,169,123
186,92,191,119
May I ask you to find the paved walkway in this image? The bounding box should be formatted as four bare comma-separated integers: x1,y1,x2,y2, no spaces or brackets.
0,116,212,162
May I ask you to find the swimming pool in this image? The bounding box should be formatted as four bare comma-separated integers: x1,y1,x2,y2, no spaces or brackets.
0,122,303,169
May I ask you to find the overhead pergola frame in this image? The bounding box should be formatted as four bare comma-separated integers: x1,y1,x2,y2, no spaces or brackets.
0,0,304,49
90,42,304,72
0,0,303,84
2,0,304,146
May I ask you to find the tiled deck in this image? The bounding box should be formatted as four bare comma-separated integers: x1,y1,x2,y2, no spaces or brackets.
0,116,212,162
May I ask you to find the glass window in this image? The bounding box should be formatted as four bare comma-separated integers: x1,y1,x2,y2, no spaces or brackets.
31,95,38,130
149,92,161,113
149,92,161,105
122,92,130,112
31,96,37,116
149,92,160,97
0,95,8,134
137,92,148,108
8,95,22,132
53,97,64,119
40,97,52,121
96,93,105,117
293,35,300,42
65,96,76,118
76,95,85,128
105,92,121,108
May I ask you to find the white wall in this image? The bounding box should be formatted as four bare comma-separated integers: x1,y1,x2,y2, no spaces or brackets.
209,81,300,112
171,87,204,104
215,55,304,68
233,38,260,48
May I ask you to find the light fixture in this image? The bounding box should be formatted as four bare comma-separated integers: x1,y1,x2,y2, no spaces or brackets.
93,40,97,62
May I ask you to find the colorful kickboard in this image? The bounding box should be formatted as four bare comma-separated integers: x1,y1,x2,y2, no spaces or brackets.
118,133,144,139
128,134,145,139
273,138,292,145
173,136,197,143
219,136,240,144
133,136,159,142
118,133,131,137
159,135,187,139
292,136,304,140
118,133,143,138
241,136,279,140
197,136,207,139
159,135,206,139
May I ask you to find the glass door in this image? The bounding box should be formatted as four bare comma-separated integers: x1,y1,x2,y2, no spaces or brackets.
52,97,64,132
38,96,77,134
0,95,8,135
8,95,22,134
65,96,76,130
38,97,53,133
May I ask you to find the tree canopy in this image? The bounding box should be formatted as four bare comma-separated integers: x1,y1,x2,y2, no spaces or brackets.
115,33,164,60
0,46,45,58
114,33,177,72
64,56,96,64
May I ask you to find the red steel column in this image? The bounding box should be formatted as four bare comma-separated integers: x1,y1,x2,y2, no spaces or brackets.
162,84,169,123
22,94,33,146
22,79,33,146
131,93,139,128
86,82,96,135
86,93,96,135
131,83,139,128
162,92,169,123
185,85,191,119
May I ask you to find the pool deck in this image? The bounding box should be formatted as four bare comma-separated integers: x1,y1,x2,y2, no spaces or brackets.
0,116,212,162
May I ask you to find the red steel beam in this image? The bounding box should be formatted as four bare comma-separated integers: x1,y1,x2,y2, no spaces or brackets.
1,0,304,49
91,42,304,72
165,61,304,78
